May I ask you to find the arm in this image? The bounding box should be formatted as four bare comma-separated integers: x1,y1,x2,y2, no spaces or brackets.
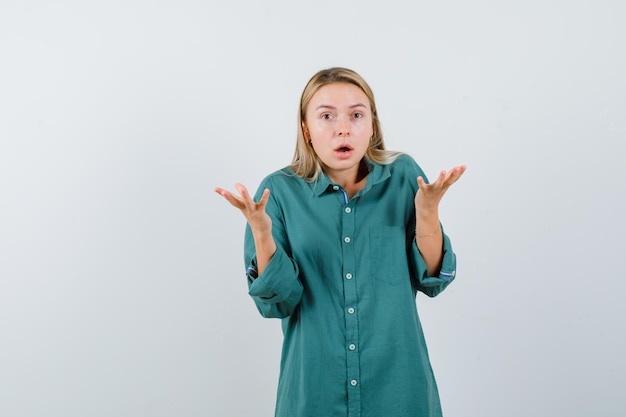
215,181,303,318
414,166,466,275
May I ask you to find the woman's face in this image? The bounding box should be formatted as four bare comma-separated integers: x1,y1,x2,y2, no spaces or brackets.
303,82,373,183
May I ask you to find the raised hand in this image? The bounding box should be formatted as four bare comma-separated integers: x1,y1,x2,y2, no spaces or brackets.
215,183,272,234
415,165,466,212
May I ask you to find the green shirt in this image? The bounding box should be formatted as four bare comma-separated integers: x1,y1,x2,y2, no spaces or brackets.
245,154,456,417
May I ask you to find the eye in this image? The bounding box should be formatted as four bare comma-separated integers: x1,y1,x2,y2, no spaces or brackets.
353,112,364,119
321,113,333,120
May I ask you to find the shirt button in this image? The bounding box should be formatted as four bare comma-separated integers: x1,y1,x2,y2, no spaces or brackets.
349,344,356,351
344,237,351,243
348,307,355,314
333,185,339,191
350,379,358,386
345,207,352,213
345,273,353,280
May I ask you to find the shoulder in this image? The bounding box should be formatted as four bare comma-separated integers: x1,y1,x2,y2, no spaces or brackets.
260,166,301,186
386,153,426,178
255,166,307,196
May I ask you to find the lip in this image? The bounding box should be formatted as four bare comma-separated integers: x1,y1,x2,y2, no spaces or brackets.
334,144,354,159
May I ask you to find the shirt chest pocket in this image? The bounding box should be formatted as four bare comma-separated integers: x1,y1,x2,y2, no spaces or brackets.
369,226,410,285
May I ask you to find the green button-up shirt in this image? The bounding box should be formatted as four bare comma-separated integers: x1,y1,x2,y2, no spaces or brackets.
245,154,456,417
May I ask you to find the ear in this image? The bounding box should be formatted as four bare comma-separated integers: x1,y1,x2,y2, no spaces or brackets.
301,122,310,139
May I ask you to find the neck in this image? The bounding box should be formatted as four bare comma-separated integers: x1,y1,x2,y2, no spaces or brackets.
327,159,369,198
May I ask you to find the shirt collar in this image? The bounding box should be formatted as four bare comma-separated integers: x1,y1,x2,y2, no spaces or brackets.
310,159,392,197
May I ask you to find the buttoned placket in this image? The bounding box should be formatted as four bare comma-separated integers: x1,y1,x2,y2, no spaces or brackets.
335,184,361,417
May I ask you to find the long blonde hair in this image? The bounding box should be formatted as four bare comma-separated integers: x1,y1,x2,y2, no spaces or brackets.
290,67,401,181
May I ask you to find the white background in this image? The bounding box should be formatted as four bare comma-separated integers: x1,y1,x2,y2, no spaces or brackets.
1,1,624,416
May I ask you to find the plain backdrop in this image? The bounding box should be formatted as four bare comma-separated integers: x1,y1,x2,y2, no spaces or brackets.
1,1,625,416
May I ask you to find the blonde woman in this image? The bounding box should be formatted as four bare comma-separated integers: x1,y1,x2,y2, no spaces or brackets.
216,67,465,417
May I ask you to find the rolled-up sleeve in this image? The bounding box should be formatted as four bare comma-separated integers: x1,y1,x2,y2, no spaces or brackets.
408,225,457,298
246,244,303,318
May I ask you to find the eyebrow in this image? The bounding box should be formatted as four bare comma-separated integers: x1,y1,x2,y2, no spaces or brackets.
315,103,368,111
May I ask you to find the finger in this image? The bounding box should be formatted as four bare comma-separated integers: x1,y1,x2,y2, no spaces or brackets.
426,170,448,188
216,188,245,210
215,186,234,199
215,186,237,197
257,188,271,209
234,183,248,198
444,165,467,184
235,183,257,209
444,169,456,183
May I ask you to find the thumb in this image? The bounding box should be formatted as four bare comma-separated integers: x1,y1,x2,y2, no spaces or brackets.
258,188,271,207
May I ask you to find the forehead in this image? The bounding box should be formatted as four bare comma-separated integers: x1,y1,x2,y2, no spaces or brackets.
309,82,370,108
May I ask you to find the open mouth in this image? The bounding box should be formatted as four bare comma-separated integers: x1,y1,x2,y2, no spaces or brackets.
335,145,353,153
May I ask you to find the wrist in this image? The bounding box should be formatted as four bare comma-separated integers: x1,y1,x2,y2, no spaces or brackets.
416,227,440,238
415,208,440,238
415,197,439,213
249,218,273,236
415,206,439,221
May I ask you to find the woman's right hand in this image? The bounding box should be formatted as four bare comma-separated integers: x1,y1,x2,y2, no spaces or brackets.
215,184,272,235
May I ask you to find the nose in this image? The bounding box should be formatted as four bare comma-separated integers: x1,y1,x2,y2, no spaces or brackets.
336,116,350,136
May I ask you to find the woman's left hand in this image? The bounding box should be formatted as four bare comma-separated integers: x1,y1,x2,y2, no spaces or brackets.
415,165,467,212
